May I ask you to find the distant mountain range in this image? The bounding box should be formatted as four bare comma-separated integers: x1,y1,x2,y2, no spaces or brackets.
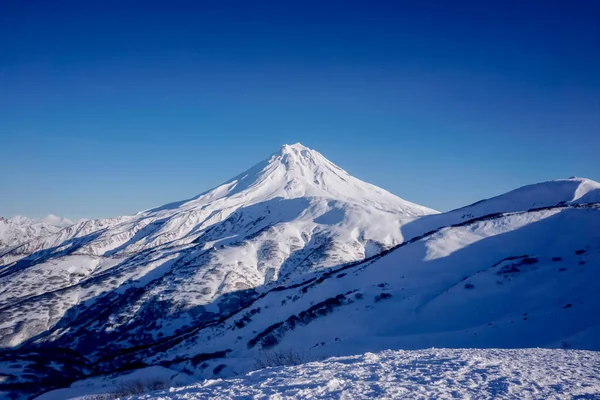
1,143,599,399
0,214,74,252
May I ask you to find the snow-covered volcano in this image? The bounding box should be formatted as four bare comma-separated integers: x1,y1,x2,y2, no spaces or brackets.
0,143,436,352
158,143,435,212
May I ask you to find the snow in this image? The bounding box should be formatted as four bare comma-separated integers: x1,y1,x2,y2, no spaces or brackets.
6,215,73,228
142,204,599,380
130,348,600,399
1,143,599,400
0,214,73,252
169,143,438,215
400,177,600,241
34,366,194,400
0,143,438,350
40,214,74,228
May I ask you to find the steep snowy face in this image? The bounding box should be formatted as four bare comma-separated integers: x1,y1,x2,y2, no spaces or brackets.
0,143,437,351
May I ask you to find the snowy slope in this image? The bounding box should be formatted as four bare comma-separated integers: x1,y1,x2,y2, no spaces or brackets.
0,143,436,353
401,177,600,240
126,349,600,400
132,203,600,379
457,177,600,212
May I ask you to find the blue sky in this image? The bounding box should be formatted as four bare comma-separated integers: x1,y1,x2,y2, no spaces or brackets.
1,1,599,219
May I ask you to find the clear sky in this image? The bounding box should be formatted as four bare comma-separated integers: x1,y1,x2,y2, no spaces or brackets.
1,1,599,219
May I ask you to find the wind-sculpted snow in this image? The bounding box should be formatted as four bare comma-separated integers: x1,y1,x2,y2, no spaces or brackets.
128,348,600,400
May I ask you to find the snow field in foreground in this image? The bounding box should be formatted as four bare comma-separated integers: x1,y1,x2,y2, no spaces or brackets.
131,348,600,400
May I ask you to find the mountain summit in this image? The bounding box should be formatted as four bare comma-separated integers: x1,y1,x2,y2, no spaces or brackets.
158,142,437,217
